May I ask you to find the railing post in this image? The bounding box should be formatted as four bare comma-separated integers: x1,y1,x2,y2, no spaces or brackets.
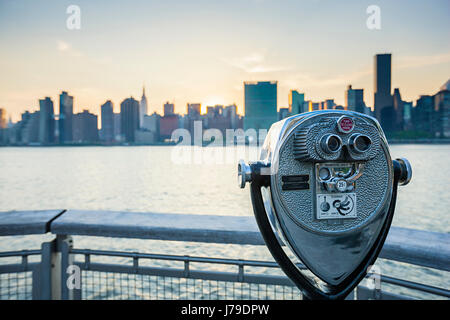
34,235,80,300
238,260,244,282
58,235,80,300
36,237,57,300
183,256,190,278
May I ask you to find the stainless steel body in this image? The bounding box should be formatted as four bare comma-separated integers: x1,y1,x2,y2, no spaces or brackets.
238,110,412,299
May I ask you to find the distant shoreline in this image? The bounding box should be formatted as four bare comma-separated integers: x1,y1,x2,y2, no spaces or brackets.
387,139,450,144
2,139,450,147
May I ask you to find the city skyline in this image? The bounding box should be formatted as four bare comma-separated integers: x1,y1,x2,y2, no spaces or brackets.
0,70,447,124
1,0,449,122
2,73,449,146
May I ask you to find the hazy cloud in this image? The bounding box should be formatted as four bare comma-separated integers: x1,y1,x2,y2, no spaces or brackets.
397,52,450,70
57,40,83,57
223,52,288,73
57,40,70,52
284,67,372,90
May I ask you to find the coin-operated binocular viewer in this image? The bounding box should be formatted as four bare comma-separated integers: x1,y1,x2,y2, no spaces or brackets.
238,111,412,300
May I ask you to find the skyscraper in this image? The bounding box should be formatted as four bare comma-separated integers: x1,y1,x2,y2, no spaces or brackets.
410,79,450,138
205,105,231,135
0,108,6,129
39,97,55,144
73,110,99,143
323,99,336,110
113,113,121,141
59,91,73,143
289,90,305,114
278,107,289,120
413,95,434,136
187,103,201,117
140,86,148,128
0,108,7,145
433,80,450,138
244,81,277,131
224,104,238,129
374,54,395,131
393,88,404,129
120,97,140,142
186,103,202,141
160,114,179,140
308,101,320,111
403,101,413,131
101,100,114,142
346,85,365,114
142,112,160,140
21,111,40,144
164,102,174,116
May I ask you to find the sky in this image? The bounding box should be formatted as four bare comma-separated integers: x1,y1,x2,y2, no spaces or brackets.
0,0,449,121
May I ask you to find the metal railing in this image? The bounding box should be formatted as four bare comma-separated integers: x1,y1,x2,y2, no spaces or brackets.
73,249,303,300
0,250,40,300
0,209,449,300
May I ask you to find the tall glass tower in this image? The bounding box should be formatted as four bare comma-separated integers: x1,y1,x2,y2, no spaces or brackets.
140,86,148,129
101,100,114,142
346,85,365,114
39,97,55,144
120,97,140,142
244,81,277,131
374,53,394,129
59,91,73,143
289,90,305,115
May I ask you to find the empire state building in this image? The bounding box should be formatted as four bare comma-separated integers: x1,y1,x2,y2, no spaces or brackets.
139,86,148,128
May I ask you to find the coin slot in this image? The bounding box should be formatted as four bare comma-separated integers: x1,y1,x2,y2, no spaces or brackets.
282,175,309,183
282,175,310,190
282,182,310,191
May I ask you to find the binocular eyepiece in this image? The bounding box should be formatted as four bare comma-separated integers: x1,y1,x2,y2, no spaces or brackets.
318,132,372,157
349,134,372,153
320,134,342,154
238,110,412,300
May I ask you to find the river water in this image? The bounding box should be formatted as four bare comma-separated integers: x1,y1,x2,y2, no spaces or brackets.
0,145,449,299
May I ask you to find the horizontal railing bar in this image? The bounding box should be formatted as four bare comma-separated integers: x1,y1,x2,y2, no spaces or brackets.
77,262,186,279
1,210,449,272
0,250,41,258
0,210,448,300
50,210,450,272
76,262,298,287
71,248,306,269
380,275,450,298
74,251,448,298
242,273,295,286
356,286,414,300
77,262,438,299
0,262,39,273
0,210,65,236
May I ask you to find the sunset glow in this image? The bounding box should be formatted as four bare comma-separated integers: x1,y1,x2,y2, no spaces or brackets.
0,0,449,121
